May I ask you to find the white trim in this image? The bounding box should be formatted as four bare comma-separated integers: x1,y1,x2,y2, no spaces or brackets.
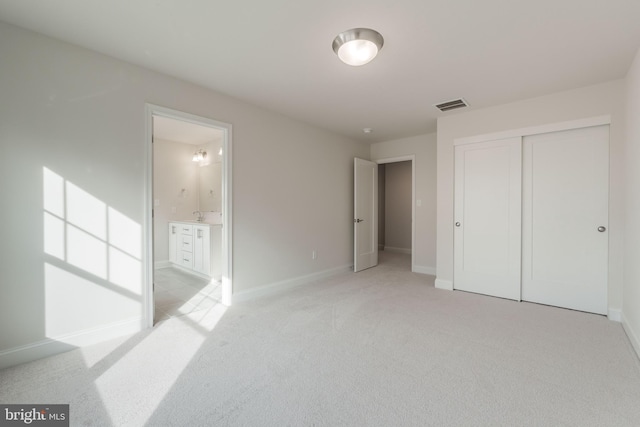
169,264,219,281
0,317,142,370
454,115,611,146
376,155,415,164
233,265,352,303
622,313,640,361
154,260,171,270
145,104,233,328
413,265,436,275
376,155,416,273
384,246,412,254
144,105,154,329
435,278,454,291
608,308,622,322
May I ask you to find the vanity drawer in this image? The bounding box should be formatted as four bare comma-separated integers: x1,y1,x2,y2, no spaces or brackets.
180,251,193,268
179,225,193,236
180,235,193,252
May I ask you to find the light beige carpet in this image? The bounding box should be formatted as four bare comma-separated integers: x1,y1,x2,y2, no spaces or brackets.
1,252,640,426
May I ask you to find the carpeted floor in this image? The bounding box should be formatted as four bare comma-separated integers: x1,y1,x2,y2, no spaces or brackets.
1,252,640,426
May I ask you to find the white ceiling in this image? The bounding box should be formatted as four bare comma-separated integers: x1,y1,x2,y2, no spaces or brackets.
1,0,639,143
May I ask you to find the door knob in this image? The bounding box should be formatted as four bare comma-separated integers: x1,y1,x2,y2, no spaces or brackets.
598,226,606,232
354,218,364,223
455,222,461,227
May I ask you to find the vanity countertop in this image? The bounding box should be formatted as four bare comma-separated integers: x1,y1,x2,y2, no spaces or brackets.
172,220,222,226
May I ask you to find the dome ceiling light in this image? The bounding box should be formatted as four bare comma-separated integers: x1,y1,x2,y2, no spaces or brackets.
332,28,384,66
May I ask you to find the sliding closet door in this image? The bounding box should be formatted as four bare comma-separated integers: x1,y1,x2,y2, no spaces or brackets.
454,137,522,300
521,126,609,315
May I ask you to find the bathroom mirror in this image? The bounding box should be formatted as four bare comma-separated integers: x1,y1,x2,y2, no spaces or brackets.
152,115,223,223
198,159,222,212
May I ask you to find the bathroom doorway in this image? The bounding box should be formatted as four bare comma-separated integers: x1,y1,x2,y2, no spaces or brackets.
144,105,232,327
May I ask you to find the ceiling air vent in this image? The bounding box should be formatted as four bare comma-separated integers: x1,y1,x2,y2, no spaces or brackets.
434,98,469,112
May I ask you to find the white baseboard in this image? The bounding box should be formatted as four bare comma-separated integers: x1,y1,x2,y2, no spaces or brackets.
169,264,218,281
413,265,436,276
155,260,171,269
608,308,622,322
622,313,640,361
383,246,412,255
233,265,353,303
435,278,454,291
0,317,143,370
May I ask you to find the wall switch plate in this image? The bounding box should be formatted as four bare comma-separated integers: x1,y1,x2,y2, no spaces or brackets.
312,250,317,260
416,199,422,207
154,199,160,207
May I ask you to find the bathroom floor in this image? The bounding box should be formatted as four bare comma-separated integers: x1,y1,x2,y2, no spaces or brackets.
153,267,223,323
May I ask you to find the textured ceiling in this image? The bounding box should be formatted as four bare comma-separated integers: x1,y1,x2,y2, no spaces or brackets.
1,0,639,142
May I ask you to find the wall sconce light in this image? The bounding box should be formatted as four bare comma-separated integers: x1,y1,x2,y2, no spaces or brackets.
192,149,207,162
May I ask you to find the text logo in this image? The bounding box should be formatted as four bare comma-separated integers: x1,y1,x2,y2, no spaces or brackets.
1,405,69,427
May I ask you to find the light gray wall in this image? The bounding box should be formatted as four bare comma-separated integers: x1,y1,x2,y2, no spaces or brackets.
623,47,640,356
0,21,368,366
436,80,626,315
371,133,437,274
384,161,412,252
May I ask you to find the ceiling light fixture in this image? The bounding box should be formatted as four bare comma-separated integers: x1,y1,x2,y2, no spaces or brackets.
332,28,384,66
363,128,373,134
192,149,207,162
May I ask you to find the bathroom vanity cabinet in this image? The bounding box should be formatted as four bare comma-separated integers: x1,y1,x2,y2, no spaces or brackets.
169,221,222,280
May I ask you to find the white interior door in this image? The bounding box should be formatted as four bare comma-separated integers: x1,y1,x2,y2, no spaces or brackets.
522,126,609,314
354,158,378,272
454,137,522,300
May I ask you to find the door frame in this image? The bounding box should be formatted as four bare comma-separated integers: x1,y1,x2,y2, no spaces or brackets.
144,104,233,328
376,155,416,272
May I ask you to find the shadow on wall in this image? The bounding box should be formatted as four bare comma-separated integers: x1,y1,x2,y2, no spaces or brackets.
42,167,142,342
1,166,232,424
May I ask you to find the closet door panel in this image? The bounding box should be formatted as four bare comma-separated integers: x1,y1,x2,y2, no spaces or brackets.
522,125,609,314
454,137,522,300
